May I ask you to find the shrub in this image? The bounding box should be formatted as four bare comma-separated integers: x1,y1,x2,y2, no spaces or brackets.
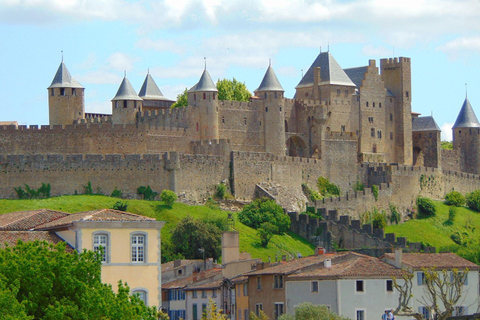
317,177,340,197
257,222,276,247
111,201,128,211
14,183,51,199
110,187,123,198
466,189,480,212
445,191,465,207
302,183,322,201
215,183,226,199
448,207,457,223
160,189,177,206
371,185,379,201
372,210,387,229
353,181,364,191
83,181,93,195
389,204,401,224
205,197,220,210
417,197,436,216
238,198,290,234
137,185,158,201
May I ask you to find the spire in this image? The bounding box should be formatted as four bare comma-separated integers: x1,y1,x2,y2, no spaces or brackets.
138,73,166,100
48,61,83,89
256,65,284,92
452,98,480,129
190,69,217,92
112,76,142,101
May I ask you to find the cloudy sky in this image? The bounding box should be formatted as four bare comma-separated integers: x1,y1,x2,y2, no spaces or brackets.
1,0,479,141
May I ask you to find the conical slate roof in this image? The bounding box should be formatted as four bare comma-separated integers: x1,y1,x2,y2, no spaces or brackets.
296,52,355,88
48,61,83,89
256,65,284,92
189,69,217,92
138,73,165,100
452,98,480,129
112,76,142,101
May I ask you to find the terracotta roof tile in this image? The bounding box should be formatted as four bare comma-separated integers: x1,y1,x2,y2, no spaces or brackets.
186,278,223,290
35,209,155,230
0,209,69,231
163,268,222,289
162,259,204,274
0,231,75,252
383,253,480,270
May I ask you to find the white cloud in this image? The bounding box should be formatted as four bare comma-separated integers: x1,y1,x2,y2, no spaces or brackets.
160,83,190,101
362,44,392,57
136,38,185,54
76,71,121,85
107,52,138,72
76,53,97,70
438,36,480,59
85,99,112,114
441,122,453,141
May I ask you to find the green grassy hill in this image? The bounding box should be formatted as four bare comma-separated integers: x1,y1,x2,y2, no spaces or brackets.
0,195,314,262
385,201,480,264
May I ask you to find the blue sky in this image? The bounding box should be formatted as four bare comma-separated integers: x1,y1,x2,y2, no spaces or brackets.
1,0,479,141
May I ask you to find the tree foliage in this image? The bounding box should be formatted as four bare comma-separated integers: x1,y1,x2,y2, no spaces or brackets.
466,189,480,212
160,189,177,207
444,191,465,207
317,177,341,197
238,198,290,234
14,183,51,200
201,299,228,320
0,240,158,320
171,88,188,108
417,197,436,216
216,78,251,102
171,216,227,260
137,185,159,201
392,267,469,320
278,302,349,320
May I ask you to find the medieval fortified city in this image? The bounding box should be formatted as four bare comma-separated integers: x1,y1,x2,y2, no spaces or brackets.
1,2,480,320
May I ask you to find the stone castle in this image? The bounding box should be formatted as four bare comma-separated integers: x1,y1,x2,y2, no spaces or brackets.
1,51,479,213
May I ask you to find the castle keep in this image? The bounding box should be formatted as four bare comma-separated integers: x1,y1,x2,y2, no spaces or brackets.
1,51,479,211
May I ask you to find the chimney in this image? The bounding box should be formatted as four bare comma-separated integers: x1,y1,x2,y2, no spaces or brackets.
222,231,240,265
394,248,403,268
324,258,331,268
315,246,325,256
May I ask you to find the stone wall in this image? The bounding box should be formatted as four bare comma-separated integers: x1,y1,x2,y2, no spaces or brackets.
442,149,461,172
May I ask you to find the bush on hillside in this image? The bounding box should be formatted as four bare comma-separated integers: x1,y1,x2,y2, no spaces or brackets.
389,204,401,224
111,201,128,212
238,198,290,234
14,183,51,199
258,222,276,247
110,187,123,198
353,181,364,191
137,185,158,201
417,197,436,216
302,183,322,202
445,191,465,207
372,210,387,229
160,189,177,207
215,183,226,199
317,177,340,197
372,185,379,201
448,207,457,223
466,189,480,212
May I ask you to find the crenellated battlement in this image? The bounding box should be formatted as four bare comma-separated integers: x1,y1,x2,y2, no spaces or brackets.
219,100,256,111
191,139,231,156
380,57,411,68
231,151,320,165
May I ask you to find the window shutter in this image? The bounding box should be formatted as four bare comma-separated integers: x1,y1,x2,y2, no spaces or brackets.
417,272,423,285
464,273,469,285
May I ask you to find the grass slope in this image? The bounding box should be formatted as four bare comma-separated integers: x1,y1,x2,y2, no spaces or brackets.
0,195,314,262
386,201,480,263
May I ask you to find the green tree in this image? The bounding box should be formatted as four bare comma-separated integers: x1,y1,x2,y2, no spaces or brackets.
257,222,276,247
238,198,290,234
317,176,341,197
137,185,158,201
417,197,436,216
171,216,224,260
216,78,251,102
171,88,188,108
0,240,158,320
444,191,465,207
466,189,480,212
161,189,177,207
278,302,349,320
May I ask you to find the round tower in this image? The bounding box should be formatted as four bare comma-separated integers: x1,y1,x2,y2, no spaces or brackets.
48,61,85,126
255,65,286,156
188,69,219,140
452,98,480,174
112,75,143,125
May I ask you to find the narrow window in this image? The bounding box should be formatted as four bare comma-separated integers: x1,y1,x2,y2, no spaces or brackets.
60,88,65,96
222,117,225,124
264,93,267,99
379,102,382,108
377,130,382,139
386,280,393,292
243,283,248,296
203,93,206,100
115,101,118,109
202,290,206,298
124,100,127,108
72,88,76,96
193,304,198,320
194,93,197,101
134,101,137,109
357,96,359,102
341,125,345,132
212,289,217,298
257,276,262,290
131,234,145,262
265,107,268,112
255,304,263,316
193,290,197,298
390,132,393,140
196,122,199,131
213,93,216,100
390,113,393,121
356,280,364,292
239,309,242,320
50,88,55,96
406,91,409,98
279,107,282,111
275,303,284,319
356,310,365,320
275,92,277,99
371,128,375,137
311,281,318,292
245,309,249,320
244,118,247,125
93,234,108,262
202,304,207,317
345,90,348,97
366,102,369,107
373,102,375,107
132,290,148,305
337,89,340,96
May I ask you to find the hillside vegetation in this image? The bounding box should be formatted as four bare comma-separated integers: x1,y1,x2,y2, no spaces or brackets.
0,195,314,262
386,201,480,264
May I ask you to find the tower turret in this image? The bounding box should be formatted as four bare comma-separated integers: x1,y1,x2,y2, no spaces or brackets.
112,76,142,125
48,61,85,126
138,72,174,110
188,69,219,140
255,65,286,156
452,98,480,173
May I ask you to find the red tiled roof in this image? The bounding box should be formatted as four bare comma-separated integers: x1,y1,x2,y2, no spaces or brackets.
186,278,223,290
383,253,480,270
289,252,404,279
35,209,155,229
246,253,345,276
163,268,223,290
162,259,204,274
0,231,75,252
0,209,69,231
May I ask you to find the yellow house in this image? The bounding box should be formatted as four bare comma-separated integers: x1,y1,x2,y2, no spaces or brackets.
0,208,165,308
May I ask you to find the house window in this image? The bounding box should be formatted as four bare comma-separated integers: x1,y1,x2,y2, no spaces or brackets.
60,88,65,96
356,310,365,320
417,272,426,285
386,280,393,292
93,232,109,262
356,280,364,292
455,306,467,316
212,289,217,298
131,233,146,263
193,290,197,298
274,275,283,289
132,289,148,305
238,285,242,297
371,128,375,137
419,306,430,319
193,304,198,320
275,303,284,319
243,284,248,296
255,304,263,316
245,309,249,320
202,304,207,317
257,276,262,290
311,281,318,292
202,290,206,298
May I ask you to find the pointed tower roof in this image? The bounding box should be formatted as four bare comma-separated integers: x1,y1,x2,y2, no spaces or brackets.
452,98,480,129
138,73,166,100
189,69,217,92
296,52,355,88
412,116,441,132
48,61,83,89
256,65,284,92
112,76,142,101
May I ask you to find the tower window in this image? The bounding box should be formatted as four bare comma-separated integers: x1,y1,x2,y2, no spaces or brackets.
194,94,196,101
213,93,216,100
366,102,369,107
373,102,375,108
134,101,137,109
266,107,268,112
72,88,76,96
115,101,118,109
60,88,65,96
203,93,206,100
390,132,393,140
275,92,277,99
368,117,373,123
406,91,409,98
196,122,199,131
390,113,393,121
50,88,54,96
379,102,382,108
124,101,128,108
244,118,247,125
341,125,345,132
337,89,340,96
279,107,282,111
371,128,375,137
377,130,382,139
264,93,267,99
222,117,225,124
305,92,309,97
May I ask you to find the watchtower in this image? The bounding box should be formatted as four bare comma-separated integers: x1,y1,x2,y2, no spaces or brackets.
48,61,84,126
111,75,142,125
